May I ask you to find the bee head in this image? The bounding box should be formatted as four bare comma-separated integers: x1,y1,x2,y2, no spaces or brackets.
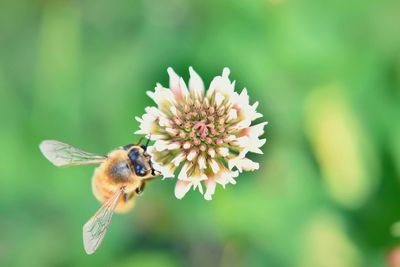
127,147,158,178
125,137,158,178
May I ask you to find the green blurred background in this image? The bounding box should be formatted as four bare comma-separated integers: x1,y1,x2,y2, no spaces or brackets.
1,0,400,266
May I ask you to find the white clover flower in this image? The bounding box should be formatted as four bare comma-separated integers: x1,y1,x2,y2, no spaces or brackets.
136,67,267,200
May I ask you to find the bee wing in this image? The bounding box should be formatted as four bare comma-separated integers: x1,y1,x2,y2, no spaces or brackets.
39,140,106,167
83,187,124,255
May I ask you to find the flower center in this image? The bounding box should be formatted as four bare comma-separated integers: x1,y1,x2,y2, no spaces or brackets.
170,100,230,151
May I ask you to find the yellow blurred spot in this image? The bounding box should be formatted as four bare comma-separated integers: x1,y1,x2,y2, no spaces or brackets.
298,212,362,267
304,86,378,208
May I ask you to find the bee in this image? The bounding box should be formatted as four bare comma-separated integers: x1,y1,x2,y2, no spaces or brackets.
39,138,159,255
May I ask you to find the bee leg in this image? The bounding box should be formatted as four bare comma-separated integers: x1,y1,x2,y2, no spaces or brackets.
135,181,146,195
123,192,137,203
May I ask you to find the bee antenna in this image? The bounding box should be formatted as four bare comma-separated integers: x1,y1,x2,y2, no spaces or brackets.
137,137,144,145
144,135,151,149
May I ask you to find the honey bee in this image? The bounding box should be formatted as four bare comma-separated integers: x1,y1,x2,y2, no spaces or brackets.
39,138,159,255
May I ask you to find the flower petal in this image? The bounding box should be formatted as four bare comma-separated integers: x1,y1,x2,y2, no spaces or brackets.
229,155,259,172
235,136,266,154
204,179,216,200
134,107,161,135
147,84,176,112
248,122,268,138
152,161,175,179
172,152,185,167
166,142,181,150
216,169,239,186
227,109,237,121
189,67,204,98
187,149,197,161
198,155,206,169
207,67,234,99
190,174,207,194
154,140,168,151
217,147,229,157
215,92,225,106
168,67,180,91
174,180,192,199
193,180,204,194
168,67,189,100
207,147,215,158
210,159,220,173
178,163,191,180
